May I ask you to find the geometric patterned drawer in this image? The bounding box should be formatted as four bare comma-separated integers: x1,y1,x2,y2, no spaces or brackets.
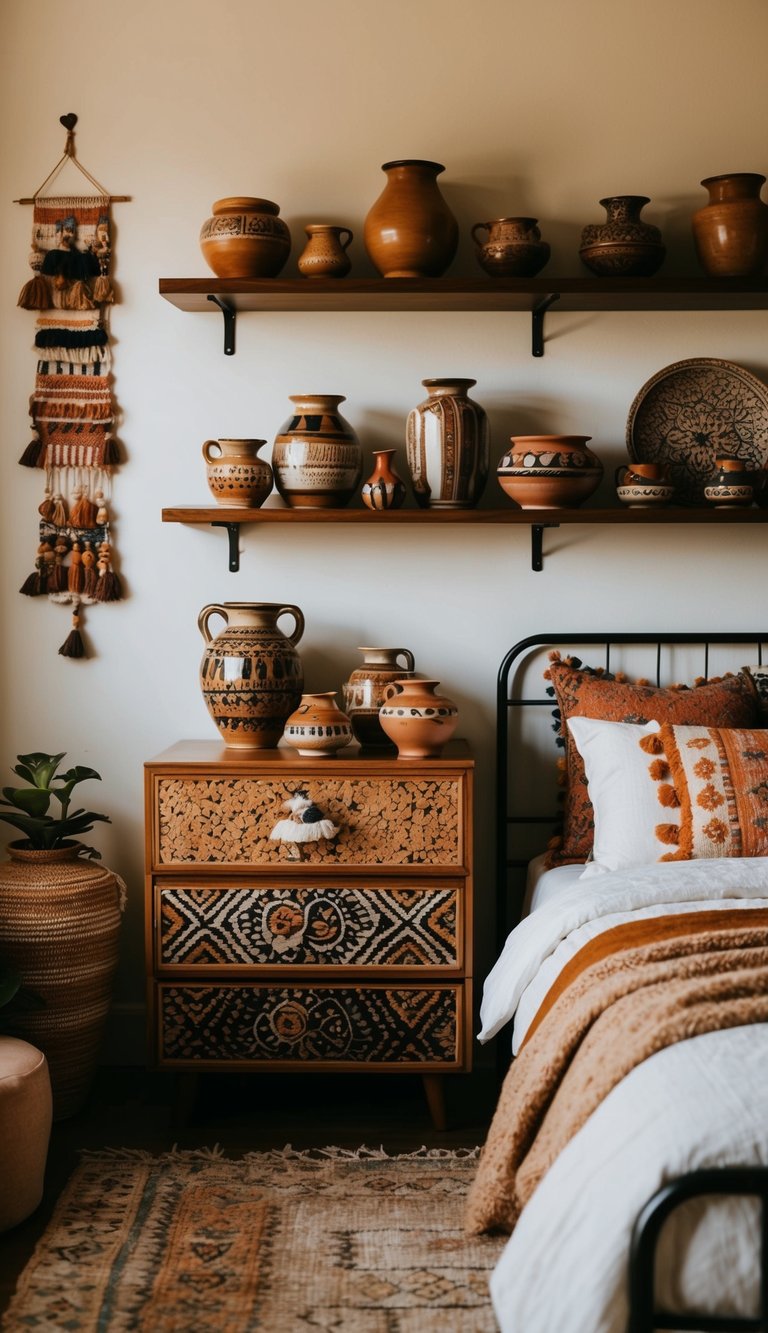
154,774,463,868
157,983,462,1067
157,883,460,969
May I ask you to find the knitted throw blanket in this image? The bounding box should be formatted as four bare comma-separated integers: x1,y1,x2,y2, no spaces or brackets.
465,910,768,1236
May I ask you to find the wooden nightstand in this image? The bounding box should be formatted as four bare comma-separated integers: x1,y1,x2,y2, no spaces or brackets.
144,740,473,1128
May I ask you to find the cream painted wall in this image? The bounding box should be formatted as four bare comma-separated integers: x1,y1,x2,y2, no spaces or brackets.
0,0,767,1061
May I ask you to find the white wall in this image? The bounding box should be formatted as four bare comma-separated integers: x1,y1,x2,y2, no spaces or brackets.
1,0,767,1060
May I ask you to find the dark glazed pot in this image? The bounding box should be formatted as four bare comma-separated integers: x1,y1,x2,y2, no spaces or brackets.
364,160,458,278
579,196,665,276
692,173,768,277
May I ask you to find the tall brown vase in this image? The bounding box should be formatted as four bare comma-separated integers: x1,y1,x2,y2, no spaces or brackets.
198,602,305,748
405,378,489,509
692,173,768,277
363,160,458,278
0,843,124,1120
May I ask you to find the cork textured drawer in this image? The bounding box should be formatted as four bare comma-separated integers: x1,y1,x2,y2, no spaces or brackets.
151,771,465,869
156,982,466,1069
156,880,462,972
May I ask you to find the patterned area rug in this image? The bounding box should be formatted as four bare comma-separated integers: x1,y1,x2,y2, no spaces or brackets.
3,1146,504,1331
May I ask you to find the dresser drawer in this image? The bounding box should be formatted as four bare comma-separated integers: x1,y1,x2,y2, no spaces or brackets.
155,880,463,972
151,772,465,869
156,982,467,1069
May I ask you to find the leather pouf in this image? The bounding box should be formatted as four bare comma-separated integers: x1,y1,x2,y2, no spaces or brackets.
0,1036,52,1231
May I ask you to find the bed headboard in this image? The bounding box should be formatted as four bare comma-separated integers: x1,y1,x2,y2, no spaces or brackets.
496,632,768,950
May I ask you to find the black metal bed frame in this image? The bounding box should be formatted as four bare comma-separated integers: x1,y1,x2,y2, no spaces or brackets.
495,631,768,1333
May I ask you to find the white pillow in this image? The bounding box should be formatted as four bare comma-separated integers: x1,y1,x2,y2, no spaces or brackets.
566,716,677,877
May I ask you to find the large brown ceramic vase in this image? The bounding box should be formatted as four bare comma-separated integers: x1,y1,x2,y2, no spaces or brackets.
692,173,768,277
199,197,291,278
272,395,363,508
342,646,416,747
364,160,458,278
379,679,458,759
406,378,489,508
198,602,305,748
0,844,124,1120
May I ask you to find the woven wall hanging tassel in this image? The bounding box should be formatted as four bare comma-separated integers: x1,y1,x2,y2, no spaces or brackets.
14,115,130,658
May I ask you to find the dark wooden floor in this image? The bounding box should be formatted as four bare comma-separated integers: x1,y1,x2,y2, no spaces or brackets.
0,1065,498,1316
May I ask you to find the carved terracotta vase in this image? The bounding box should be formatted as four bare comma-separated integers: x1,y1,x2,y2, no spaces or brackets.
379,679,458,758
272,394,363,508
297,225,353,278
364,160,458,278
198,602,305,748
361,449,407,511
342,646,416,747
579,196,665,276
471,217,550,277
692,173,768,277
282,692,354,757
202,438,273,508
199,197,291,278
406,378,489,509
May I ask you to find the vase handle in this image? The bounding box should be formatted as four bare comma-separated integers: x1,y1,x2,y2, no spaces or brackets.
394,649,415,671
202,440,222,463
614,464,630,486
198,603,229,644
471,222,490,247
276,605,305,646
337,228,354,252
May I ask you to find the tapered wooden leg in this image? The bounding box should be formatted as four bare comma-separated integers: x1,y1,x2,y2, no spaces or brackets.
422,1073,448,1131
171,1072,200,1128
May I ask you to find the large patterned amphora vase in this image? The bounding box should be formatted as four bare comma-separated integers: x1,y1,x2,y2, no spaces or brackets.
198,602,305,748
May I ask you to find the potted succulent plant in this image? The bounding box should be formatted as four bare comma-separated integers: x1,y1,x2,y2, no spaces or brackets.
0,752,124,1119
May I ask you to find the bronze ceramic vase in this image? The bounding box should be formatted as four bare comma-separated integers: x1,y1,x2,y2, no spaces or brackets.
282,692,354,757
297,225,353,278
202,439,273,508
379,679,458,759
364,160,458,278
692,174,768,277
361,449,407,511
198,602,305,748
199,197,291,278
471,217,550,277
579,196,665,276
272,394,363,508
342,646,416,747
406,378,489,509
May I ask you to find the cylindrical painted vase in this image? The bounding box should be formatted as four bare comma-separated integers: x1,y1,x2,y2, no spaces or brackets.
406,378,489,509
198,602,305,748
272,394,363,508
364,160,458,278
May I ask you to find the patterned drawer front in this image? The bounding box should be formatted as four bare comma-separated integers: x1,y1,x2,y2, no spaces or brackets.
154,774,462,867
158,984,461,1066
158,883,460,968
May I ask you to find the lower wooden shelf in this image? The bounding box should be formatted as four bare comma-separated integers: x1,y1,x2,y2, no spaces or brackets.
161,503,768,571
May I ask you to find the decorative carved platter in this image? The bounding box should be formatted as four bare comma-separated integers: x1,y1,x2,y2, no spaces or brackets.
626,358,768,504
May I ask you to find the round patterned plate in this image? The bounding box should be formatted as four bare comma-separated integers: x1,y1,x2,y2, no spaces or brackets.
626,357,768,505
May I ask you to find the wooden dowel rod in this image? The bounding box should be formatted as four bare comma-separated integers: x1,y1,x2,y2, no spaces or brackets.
13,194,132,205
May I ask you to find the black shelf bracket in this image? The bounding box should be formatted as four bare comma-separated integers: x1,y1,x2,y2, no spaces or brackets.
211,521,241,571
531,293,561,357
531,522,559,571
207,294,236,355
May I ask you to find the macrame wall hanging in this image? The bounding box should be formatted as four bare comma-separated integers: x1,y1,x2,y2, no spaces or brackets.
15,114,130,658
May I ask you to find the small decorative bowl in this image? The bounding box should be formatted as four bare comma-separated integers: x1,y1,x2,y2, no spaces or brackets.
703,483,754,507
616,482,674,507
579,242,665,277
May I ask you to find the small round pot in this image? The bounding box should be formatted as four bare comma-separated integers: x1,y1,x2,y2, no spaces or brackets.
202,438,273,508
471,217,550,278
361,449,407,511
496,435,603,510
297,225,353,278
379,679,458,759
199,197,291,279
579,196,665,276
282,692,353,757
703,483,754,507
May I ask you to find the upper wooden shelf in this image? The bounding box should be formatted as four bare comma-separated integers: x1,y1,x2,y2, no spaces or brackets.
159,276,768,356
159,276,768,314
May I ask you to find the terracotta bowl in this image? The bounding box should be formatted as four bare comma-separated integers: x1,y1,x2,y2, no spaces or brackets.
496,468,603,510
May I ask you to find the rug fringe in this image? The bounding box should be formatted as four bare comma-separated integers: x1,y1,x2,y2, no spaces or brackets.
77,1144,481,1165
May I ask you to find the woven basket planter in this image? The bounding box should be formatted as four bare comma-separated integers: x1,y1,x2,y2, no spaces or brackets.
0,843,125,1119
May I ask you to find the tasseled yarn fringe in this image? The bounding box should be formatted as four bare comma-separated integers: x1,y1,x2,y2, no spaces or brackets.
17,274,51,310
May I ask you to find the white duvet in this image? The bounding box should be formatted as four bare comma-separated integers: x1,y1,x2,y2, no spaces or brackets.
478,857,768,1333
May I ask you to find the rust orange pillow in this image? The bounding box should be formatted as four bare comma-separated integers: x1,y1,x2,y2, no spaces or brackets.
654,723,768,860
544,659,759,866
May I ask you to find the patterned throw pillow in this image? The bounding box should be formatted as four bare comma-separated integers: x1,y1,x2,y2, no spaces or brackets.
544,657,760,866
653,723,768,860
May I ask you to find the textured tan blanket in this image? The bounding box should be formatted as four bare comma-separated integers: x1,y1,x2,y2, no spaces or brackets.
465,911,768,1235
